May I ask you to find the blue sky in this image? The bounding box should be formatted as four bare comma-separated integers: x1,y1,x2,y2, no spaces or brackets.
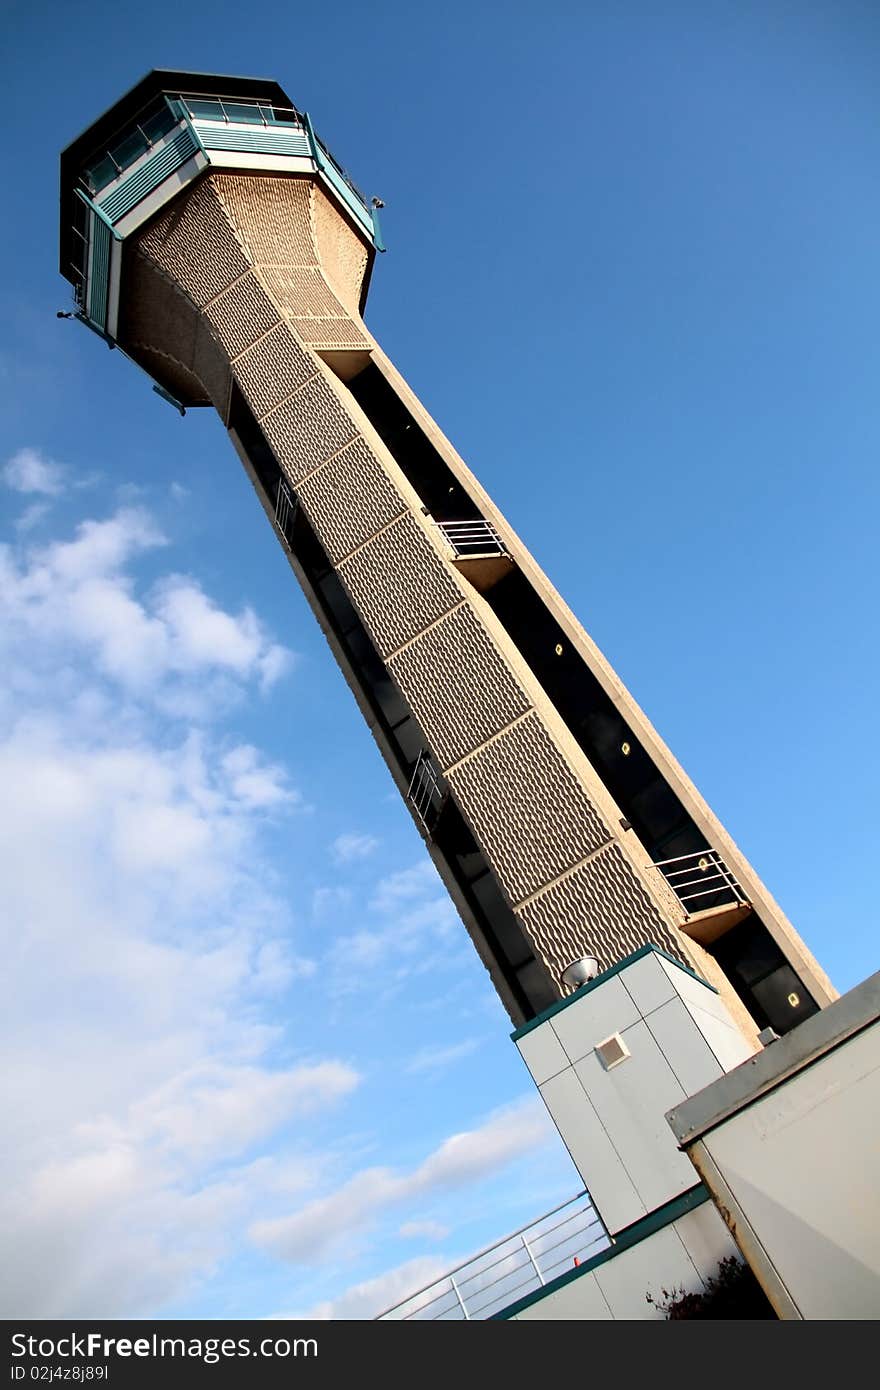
1,0,878,1319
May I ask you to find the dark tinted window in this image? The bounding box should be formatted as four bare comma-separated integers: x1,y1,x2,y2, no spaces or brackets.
186,98,223,120
223,102,264,124
110,128,149,170
84,154,117,193
141,105,177,144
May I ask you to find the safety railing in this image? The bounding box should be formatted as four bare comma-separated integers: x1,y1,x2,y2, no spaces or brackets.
313,131,369,208
81,98,181,196
177,95,304,128
376,1190,608,1320
434,518,505,559
79,91,373,232
174,98,368,214
274,479,298,549
407,751,445,830
652,848,748,915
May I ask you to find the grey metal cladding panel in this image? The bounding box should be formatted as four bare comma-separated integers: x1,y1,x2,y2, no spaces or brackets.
448,712,611,905
232,323,315,419
519,842,686,979
204,272,280,357
261,375,358,483
195,125,312,159
139,182,250,307
296,437,407,565
388,606,532,770
338,513,464,658
97,127,198,222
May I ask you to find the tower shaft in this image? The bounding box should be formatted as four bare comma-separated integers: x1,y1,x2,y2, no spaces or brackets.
61,75,836,1037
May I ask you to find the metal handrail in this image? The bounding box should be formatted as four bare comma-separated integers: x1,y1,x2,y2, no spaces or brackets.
434,518,505,558
274,478,297,548
652,848,748,915
375,1191,608,1320
407,751,444,829
181,97,304,130
399,1213,605,1320
181,97,369,212
313,132,369,207
461,1213,607,1319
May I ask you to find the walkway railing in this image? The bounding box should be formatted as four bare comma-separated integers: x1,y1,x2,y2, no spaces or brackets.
652,848,748,915
274,478,297,549
407,751,445,830
375,1191,608,1320
434,518,505,559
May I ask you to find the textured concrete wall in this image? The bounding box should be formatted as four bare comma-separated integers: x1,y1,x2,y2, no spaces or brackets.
118,168,829,1031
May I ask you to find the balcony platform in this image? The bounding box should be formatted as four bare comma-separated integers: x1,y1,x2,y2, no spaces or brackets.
450,550,514,592
432,518,513,592
680,901,753,946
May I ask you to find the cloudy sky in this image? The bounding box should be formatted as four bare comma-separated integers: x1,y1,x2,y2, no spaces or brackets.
2,0,879,1320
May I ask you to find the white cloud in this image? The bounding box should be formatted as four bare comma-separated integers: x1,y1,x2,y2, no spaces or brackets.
276,1255,457,1321
312,885,353,919
118,1061,359,1162
14,501,50,533
331,832,380,864
0,509,347,1318
398,1219,449,1241
154,577,292,692
0,506,293,710
324,859,461,998
249,1097,556,1266
405,1038,482,1074
0,709,350,1316
3,446,64,496
222,744,299,811
369,860,441,914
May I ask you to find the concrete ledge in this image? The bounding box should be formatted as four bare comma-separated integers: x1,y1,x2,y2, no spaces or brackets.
668,970,880,1146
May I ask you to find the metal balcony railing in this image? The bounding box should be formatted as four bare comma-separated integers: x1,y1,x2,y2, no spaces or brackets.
407,751,445,830
375,1191,608,1320
77,90,374,242
434,518,505,559
274,478,297,549
653,848,748,916
177,95,304,129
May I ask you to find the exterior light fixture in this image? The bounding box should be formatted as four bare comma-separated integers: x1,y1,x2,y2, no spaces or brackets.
559,955,600,991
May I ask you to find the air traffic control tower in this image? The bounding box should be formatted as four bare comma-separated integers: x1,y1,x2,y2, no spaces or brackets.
60,70,835,1043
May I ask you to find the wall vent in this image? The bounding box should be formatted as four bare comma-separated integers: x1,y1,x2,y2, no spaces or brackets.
595,1033,630,1070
